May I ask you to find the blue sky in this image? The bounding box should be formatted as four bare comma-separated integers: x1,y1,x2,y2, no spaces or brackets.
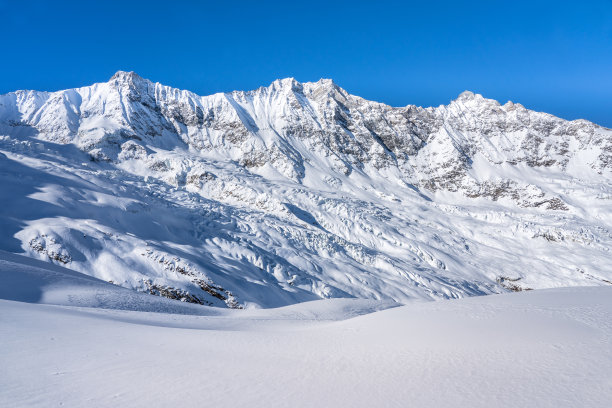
1,0,611,126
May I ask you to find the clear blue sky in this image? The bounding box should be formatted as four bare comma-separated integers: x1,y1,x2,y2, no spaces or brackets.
1,0,611,126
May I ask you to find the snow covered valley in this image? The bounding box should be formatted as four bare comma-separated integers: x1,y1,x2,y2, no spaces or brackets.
1,251,611,407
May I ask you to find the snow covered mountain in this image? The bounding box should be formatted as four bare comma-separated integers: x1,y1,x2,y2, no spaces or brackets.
1,71,610,308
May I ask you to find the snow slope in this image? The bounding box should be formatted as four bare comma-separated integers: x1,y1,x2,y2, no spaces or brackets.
0,250,395,318
1,252,611,408
0,72,611,307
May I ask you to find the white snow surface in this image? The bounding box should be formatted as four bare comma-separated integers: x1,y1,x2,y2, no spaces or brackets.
1,251,611,408
0,71,611,308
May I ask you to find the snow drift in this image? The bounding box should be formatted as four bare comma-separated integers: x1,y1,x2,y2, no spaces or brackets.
1,251,610,408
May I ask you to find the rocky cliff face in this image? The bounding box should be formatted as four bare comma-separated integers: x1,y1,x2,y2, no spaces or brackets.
1,72,610,307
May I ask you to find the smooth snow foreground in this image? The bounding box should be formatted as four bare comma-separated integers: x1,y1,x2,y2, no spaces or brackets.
1,252,611,408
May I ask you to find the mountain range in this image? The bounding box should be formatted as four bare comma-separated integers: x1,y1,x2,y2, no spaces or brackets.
1,71,610,308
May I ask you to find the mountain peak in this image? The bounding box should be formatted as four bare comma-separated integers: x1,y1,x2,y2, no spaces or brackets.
452,90,503,109
269,77,303,92
455,90,481,101
312,78,342,92
110,70,142,81
305,78,349,100
109,71,150,89
316,78,336,86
